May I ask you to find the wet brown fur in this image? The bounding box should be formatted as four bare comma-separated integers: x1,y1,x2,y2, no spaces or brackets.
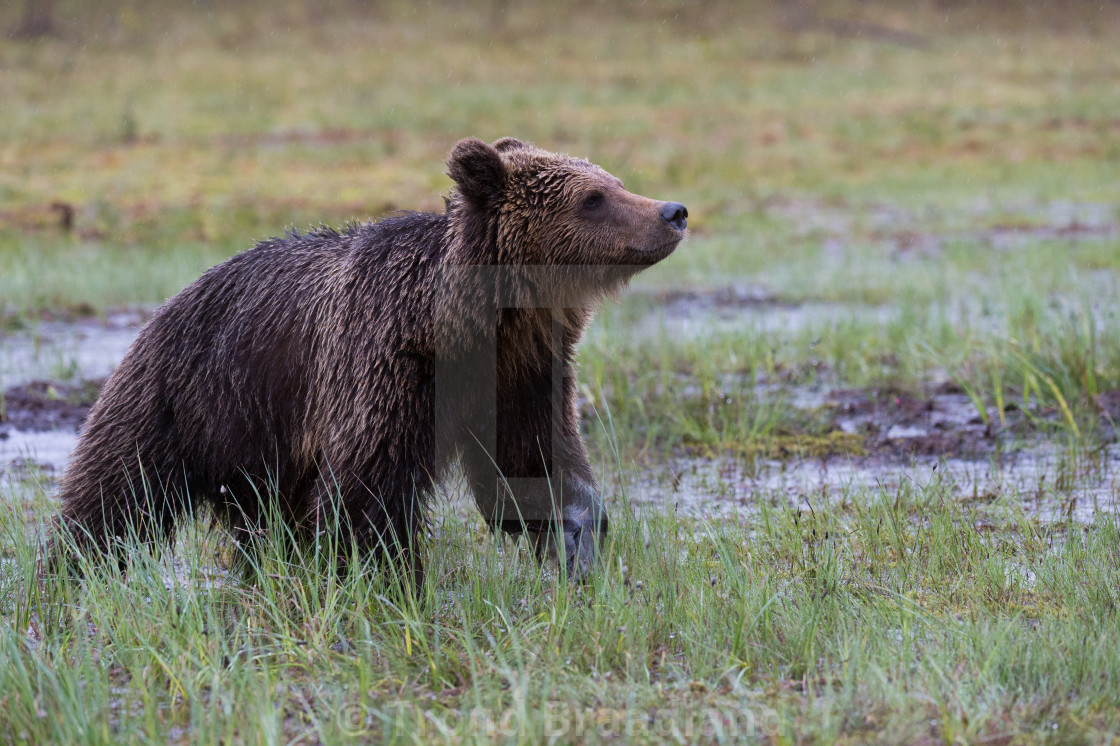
51,137,686,583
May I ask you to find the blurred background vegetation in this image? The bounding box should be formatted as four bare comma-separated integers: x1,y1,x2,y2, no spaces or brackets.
2,0,1118,451
2,0,1118,269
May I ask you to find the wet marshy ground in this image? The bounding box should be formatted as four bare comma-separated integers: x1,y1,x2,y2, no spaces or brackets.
3,301,1116,526
0,313,143,489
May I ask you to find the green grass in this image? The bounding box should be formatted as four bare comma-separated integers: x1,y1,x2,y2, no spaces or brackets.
582,246,1120,456
2,0,1120,742
4,457,1120,743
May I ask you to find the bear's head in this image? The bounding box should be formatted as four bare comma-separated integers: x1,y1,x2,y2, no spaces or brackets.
446,137,687,286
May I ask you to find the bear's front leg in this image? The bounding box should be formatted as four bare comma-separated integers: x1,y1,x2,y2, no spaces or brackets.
447,302,609,580
461,435,608,581
525,479,607,582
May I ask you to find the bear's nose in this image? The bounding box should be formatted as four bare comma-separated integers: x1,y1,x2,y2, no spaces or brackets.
660,202,688,231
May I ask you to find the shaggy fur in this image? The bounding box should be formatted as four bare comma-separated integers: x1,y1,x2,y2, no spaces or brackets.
52,137,687,584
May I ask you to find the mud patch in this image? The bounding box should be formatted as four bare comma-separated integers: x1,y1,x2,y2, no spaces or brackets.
0,379,97,486
0,379,101,434
0,310,142,482
826,384,998,457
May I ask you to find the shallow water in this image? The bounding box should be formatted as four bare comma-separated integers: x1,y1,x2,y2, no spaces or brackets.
2,309,1116,526
0,315,142,488
0,429,78,483
630,297,899,341
769,196,1120,245
0,312,141,391
622,444,1120,525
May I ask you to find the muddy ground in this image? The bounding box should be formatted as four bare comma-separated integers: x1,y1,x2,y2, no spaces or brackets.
0,378,101,433
4,308,1118,528
0,349,1021,477
2,287,1118,525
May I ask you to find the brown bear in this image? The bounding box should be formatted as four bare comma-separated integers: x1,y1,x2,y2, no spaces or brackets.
51,137,688,585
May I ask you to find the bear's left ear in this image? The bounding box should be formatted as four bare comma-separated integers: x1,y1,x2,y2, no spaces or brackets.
492,137,526,153
448,137,506,208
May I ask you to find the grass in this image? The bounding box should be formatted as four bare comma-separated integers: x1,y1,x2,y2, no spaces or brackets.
4,455,1120,743
582,261,1120,455
2,0,1120,742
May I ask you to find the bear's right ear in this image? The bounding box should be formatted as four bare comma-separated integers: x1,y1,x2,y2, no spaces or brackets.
448,137,506,208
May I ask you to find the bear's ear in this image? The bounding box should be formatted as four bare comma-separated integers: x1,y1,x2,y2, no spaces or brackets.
448,137,506,208
492,137,526,153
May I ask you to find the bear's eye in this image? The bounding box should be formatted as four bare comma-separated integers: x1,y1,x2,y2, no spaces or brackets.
582,193,604,210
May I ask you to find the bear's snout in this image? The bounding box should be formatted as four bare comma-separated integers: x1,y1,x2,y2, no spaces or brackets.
659,201,688,232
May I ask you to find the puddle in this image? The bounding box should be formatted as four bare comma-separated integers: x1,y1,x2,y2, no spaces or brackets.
767,196,1120,242
1,308,1116,531
970,199,1120,233
0,311,142,391
624,444,1120,526
0,427,76,490
0,431,77,490
1,314,139,487
765,197,913,237
0,431,78,472
627,292,899,340
760,197,1120,282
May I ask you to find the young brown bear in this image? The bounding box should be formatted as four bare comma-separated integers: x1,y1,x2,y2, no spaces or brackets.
52,137,687,585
